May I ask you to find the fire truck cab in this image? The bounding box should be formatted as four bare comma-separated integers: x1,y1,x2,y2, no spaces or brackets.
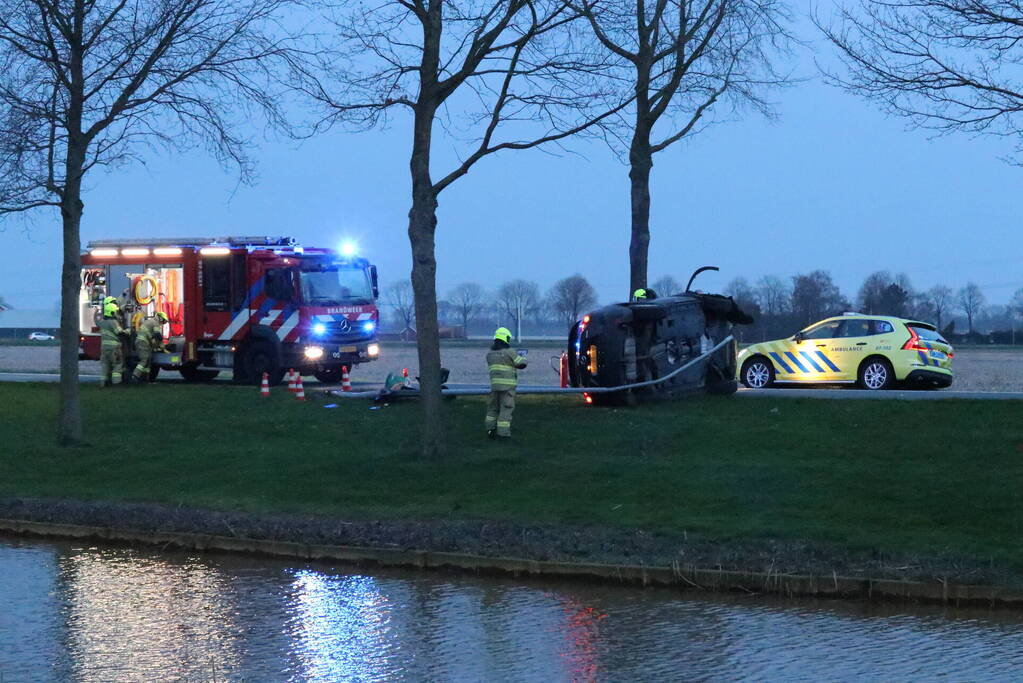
79,236,380,384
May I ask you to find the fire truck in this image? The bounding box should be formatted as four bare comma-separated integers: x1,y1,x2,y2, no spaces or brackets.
79,236,380,384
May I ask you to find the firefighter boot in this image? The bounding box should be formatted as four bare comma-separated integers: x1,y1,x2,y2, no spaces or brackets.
487,429,497,440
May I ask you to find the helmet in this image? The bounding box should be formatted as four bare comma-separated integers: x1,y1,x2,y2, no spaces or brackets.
633,288,647,300
156,311,169,323
494,327,512,343
103,296,120,317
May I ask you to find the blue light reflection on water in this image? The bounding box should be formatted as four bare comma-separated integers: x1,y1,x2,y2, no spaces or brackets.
3,538,1023,681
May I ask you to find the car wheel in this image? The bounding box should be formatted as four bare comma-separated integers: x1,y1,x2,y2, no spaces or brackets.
741,357,774,389
858,358,894,390
243,341,284,385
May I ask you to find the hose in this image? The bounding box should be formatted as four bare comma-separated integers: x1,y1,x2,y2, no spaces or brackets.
329,335,735,399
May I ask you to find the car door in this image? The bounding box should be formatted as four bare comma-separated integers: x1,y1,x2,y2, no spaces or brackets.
826,318,874,381
770,319,843,382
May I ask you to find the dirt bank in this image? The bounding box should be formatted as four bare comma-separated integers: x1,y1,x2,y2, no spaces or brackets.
2,498,1019,596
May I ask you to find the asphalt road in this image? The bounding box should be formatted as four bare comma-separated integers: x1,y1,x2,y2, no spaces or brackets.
4,371,1023,400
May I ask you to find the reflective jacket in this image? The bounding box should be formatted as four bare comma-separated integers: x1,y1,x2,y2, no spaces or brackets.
136,316,164,348
99,317,126,348
486,347,527,390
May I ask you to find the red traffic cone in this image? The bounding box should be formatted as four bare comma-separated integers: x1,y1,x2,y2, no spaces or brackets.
341,366,352,392
294,374,305,401
260,372,270,397
402,367,410,388
287,368,297,393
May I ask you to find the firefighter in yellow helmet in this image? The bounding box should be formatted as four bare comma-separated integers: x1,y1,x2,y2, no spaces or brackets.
98,298,128,387
132,311,168,384
485,327,527,439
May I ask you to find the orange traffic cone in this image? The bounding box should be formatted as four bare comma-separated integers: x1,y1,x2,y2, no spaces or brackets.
260,372,270,397
287,368,297,393
341,366,352,392
294,374,305,401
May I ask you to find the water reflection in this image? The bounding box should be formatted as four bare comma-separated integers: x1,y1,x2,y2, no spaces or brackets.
60,548,242,681
3,537,1023,681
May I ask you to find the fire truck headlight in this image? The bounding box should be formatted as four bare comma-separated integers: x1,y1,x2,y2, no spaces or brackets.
367,343,380,357
362,321,375,333
312,322,327,336
304,346,324,360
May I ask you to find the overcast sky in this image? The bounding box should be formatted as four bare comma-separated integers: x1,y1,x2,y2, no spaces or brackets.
1,11,1018,312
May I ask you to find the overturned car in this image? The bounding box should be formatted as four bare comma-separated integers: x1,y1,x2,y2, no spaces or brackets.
566,267,753,406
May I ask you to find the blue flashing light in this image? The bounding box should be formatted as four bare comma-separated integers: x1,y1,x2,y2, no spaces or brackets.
362,321,375,333
339,241,358,257
312,322,327,336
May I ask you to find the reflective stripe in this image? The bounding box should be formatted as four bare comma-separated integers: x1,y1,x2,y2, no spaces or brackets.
815,351,841,372
497,421,511,427
489,365,513,373
769,352,794,374
784,351,809,373
513,356,526,365
491,379,516,387
799,351,825,373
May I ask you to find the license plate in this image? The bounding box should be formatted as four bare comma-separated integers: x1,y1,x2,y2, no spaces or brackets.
929,350,946,360
340,345,357,353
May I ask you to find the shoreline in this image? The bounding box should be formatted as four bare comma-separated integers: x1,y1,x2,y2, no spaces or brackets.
3,498,1021,607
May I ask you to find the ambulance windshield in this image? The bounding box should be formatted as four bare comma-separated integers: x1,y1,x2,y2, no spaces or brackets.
300,266,373,304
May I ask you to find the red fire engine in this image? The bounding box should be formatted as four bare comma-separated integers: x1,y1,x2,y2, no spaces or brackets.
79,236,380,384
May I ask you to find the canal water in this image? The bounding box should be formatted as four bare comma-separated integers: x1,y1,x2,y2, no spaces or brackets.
3,537,1023,682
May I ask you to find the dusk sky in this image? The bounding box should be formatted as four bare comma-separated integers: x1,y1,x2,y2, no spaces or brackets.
0,10,1017,313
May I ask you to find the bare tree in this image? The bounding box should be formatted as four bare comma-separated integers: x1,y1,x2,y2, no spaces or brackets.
650,274,681,297
754,274,789,316
790,270,849,328
307,0,626,457
496,279,540,341
386,280,416,330
548,274,597,328
0,0,301,445
818,1,1023,160
857,270,913,316
447,282,485,335
958,282,986,335
927,284,954,331
577,0,792,291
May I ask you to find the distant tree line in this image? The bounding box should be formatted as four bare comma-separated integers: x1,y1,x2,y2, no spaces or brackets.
382,270,1023,344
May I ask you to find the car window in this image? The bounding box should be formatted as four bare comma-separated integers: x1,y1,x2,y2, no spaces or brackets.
908,324,947,343
871,320,894,335
802,320,842,340
838,319,871,338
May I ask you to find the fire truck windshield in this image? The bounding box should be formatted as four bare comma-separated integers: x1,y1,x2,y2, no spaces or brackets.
300,266,373,304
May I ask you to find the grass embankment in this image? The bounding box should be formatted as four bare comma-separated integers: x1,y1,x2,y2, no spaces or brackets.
2,383,1022,572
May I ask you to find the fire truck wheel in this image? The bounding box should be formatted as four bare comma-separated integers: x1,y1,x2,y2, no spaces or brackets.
314,367,344,384
180,365,219,382
243,341,284,385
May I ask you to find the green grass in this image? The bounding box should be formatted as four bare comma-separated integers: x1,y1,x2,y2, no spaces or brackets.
2,383,1022,568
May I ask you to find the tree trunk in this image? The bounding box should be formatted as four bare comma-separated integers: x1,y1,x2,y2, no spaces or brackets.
408,104,444,458
628,135,653,295
57,147,86,446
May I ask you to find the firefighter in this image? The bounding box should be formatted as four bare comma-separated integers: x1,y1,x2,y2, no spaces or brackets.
485,327,527,440
99,299,128,387
632,288,657,301
131,311,168,384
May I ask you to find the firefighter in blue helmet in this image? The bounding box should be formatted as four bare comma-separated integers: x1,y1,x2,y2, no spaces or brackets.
485,327,527,439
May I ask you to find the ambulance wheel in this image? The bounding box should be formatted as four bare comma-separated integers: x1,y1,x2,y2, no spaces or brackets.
180,365,219,382
741,357,774,389
858,357,894,390
243,341,284,385
314,367,343,384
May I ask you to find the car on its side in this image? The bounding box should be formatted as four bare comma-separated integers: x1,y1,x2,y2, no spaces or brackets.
28,331,55,341
737,314,953,390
